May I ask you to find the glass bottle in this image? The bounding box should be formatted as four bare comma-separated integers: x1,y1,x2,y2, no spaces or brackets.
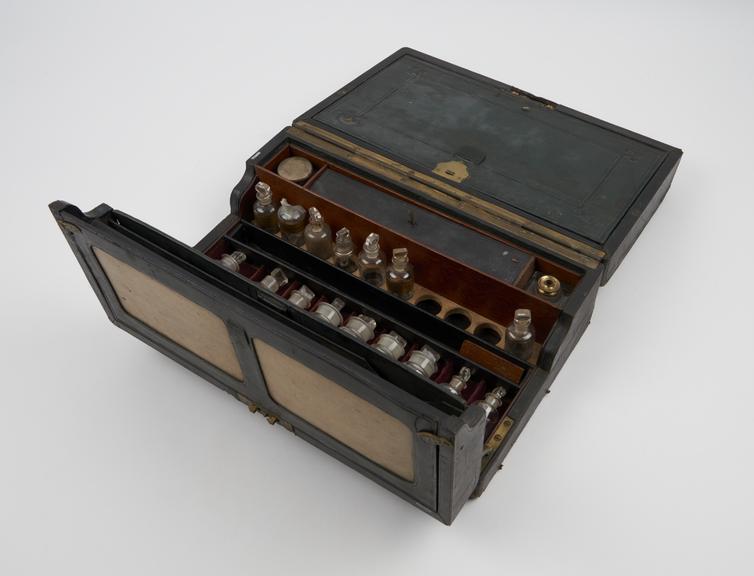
372,331,407,360
505,308,535,360
304,207,333,259
333,227,358,272
357,232,386,287
476,387,507,436
288,284,315,310
340,314,377,343
444,366,472,398
313,297,345,327
277,198,306,246
252,181,279,233
219,250,246,272
403,344,440,378
260,267,288,293
386,247,414,300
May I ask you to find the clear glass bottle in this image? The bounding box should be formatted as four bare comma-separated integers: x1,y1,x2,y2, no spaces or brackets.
252,181,279,233
304,207,333,259
386,247,414,300
505,308,535,360
334,227,358,272
357,232,386,287
277,198,307,246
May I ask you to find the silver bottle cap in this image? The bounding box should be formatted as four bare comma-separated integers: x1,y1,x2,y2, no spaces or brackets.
339,314,377,342
444,366,472,396
313,297,345,327
403,345,441,378
372,331,407,360
477,387,507,418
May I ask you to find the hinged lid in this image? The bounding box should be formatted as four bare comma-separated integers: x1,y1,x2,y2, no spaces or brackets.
293,48,682,280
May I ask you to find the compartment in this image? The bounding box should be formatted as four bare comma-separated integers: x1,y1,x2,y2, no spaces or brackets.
204,232,523,436
236,144,581,362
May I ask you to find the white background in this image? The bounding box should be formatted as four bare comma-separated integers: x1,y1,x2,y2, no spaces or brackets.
2,1,752,574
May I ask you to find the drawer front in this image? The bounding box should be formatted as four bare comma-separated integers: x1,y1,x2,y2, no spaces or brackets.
51,202,443,514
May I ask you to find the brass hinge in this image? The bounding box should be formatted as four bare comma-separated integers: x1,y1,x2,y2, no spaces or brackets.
417,431,454,448
289,121,604,270
483,416,514,457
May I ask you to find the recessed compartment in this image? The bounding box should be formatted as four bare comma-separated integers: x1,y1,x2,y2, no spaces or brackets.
235,144,583,362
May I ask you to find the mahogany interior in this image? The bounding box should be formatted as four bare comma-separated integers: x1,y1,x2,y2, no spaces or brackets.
247,161,572,344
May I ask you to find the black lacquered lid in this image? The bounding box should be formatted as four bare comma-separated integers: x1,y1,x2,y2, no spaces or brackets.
295,48,682,280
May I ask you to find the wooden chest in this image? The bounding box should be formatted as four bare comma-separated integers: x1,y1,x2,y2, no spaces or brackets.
50,48,682,524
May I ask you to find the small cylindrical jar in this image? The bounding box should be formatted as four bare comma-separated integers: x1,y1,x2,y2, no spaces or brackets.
277,198,307,246
288,284,315,310
252,181,279,233
340,314,377,343
304,207,333,259
386,248,414,300
219,250,246,272
312,297,345,327
403,344,440,378
334,228,358,272
358,233,386,287
260,268,288,293
372,331,407,360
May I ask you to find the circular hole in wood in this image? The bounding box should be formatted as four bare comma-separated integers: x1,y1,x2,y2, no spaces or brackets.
415,296,442,315
444,308,471,330
474,323,502,345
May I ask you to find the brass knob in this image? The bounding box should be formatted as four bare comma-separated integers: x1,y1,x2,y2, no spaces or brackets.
537,275,561,297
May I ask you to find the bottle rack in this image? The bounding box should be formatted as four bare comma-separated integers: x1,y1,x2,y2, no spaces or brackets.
204,233,521,435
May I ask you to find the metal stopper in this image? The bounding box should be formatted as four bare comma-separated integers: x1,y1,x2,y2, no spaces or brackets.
444,366,472,396
219,250,247,272
372,331,407,360
340,314,377,342
313,297,345,327
287,284,315,309
477,387,507,418
403,345,441,378
260,267,288,293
